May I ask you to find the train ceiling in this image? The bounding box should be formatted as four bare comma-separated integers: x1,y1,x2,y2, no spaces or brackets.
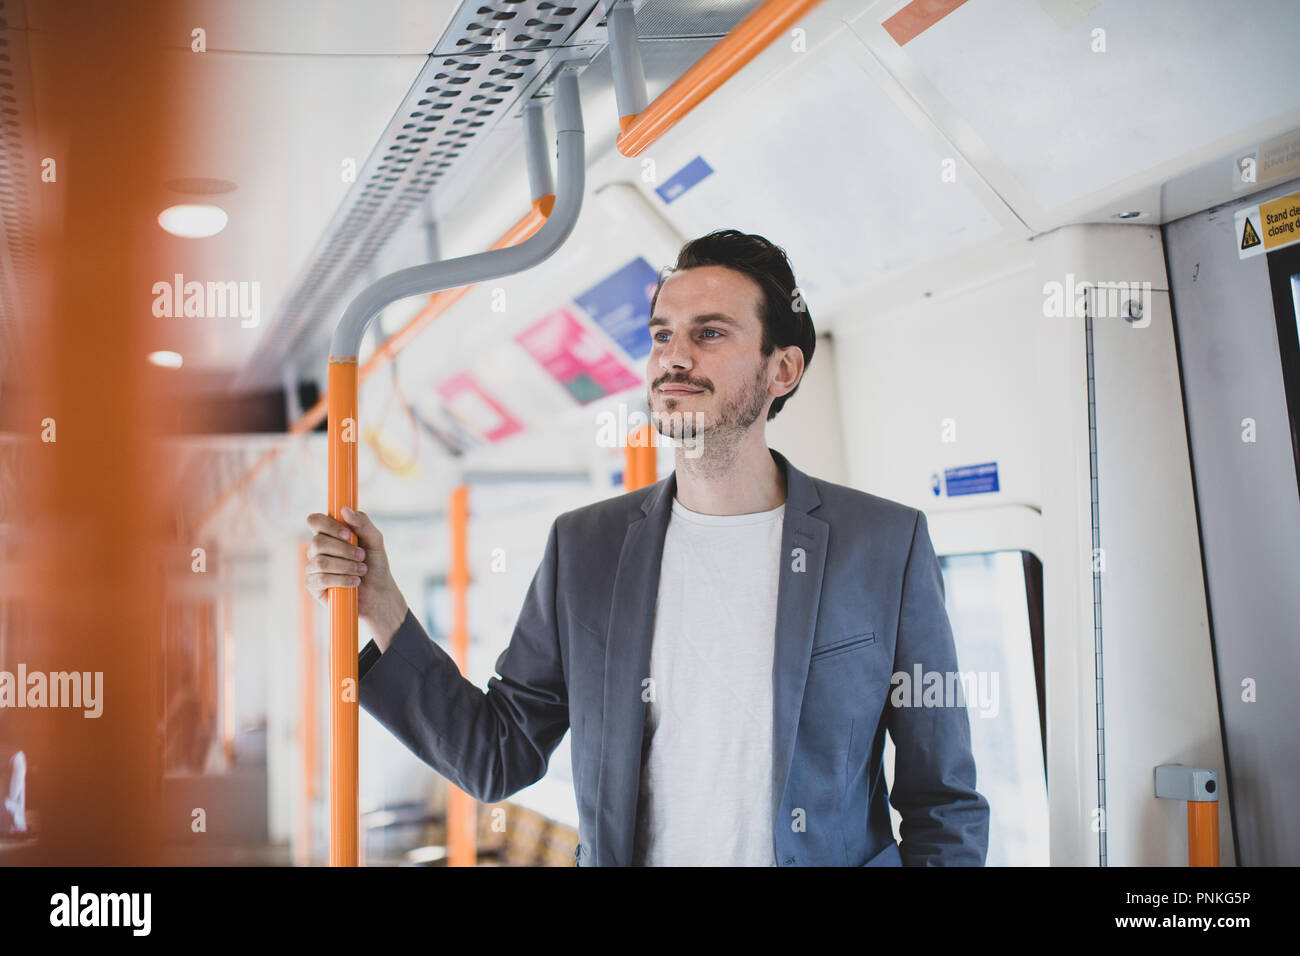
6,0,1300,526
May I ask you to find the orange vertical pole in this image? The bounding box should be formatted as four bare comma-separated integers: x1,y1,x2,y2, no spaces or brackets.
221,595,235,767
193,603,203,729
297,541,317,867
447,484,476,866
1155,765,1220,867
1187,801,1219,867
328,358,360,866
197,600,213,742
624,424,657,491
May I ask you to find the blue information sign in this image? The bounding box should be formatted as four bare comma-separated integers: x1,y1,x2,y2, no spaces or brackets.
933,462,1000,497
655,156,714,204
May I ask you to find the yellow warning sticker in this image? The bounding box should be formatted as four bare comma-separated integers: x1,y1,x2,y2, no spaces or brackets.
1241,216,1261,250
1236,190,1300,259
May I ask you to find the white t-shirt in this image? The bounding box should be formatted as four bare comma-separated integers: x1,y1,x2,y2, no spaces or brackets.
630,496,785,866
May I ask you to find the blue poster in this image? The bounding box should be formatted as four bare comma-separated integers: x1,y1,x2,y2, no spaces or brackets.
573,256,660,359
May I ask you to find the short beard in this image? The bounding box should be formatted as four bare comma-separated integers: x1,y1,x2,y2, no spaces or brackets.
652,356,770,474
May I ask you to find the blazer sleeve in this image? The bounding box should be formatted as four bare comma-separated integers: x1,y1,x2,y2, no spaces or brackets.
356,518,570,804
885,509,991,865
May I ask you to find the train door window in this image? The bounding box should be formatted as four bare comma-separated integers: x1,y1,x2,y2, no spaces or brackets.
1265,242,1300,495
928,550,1048,865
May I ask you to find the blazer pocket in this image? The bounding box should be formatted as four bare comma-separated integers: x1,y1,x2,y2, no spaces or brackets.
570,613,603,640
810,631,876,663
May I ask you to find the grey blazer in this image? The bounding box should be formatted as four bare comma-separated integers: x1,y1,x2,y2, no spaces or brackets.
358,447,990,866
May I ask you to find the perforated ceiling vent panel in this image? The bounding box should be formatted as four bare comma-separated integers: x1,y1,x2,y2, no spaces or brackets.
238,0,769,391
236,0,603,389
433,1,580,56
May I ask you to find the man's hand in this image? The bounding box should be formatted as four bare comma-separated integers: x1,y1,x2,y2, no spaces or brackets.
305,507,409,652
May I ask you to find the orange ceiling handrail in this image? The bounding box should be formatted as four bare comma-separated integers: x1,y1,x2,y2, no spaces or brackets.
615,0,826,156
191,195,554,537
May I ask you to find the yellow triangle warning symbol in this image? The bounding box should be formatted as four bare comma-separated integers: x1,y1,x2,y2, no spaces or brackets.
1241,216,1261,249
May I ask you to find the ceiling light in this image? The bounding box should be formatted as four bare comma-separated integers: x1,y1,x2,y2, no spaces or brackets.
148,350,183,368
405,845,447,864
158,204,228,238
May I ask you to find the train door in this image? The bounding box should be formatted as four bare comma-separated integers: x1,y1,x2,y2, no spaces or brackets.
1164,177,1300,865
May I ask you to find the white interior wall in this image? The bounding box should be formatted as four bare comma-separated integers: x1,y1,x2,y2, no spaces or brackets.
766,333,847,485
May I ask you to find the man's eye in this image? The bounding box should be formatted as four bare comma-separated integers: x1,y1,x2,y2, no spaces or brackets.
651,329,721,342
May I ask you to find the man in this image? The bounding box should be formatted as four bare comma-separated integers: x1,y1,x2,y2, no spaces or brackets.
305,229,989,866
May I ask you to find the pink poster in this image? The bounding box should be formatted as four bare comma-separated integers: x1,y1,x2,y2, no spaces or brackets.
515,307,640,404
435,371,523,443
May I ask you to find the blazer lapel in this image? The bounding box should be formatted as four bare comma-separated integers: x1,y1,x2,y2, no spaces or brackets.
596,470,674,866
594,448,826,865
768,449,828,825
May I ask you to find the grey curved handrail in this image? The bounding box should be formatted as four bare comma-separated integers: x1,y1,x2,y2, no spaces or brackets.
329,63,586,359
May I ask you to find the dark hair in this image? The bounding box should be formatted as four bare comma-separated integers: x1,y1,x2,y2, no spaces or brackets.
649,229,815,421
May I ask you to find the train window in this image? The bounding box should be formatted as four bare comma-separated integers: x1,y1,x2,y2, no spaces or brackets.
420,575,451,648
1292,273,1299,340
921,550,1048,866
1265,242,1300,496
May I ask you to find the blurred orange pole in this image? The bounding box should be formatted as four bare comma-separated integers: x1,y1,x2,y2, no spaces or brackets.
197,601,213,748
624,424,658,491
221,595,235,767
446,485,477,866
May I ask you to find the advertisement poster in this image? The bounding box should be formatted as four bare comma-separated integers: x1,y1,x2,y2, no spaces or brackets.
515,307,640,404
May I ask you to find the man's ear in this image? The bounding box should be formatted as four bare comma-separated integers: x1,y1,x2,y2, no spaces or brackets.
776,345,804,394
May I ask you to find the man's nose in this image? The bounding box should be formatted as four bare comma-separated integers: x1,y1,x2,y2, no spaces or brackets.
659,333,693,371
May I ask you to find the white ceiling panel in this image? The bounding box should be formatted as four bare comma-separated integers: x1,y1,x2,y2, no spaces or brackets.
895,0,1300,212
140,48,428,372
604,18,1011,327
150,0,459,56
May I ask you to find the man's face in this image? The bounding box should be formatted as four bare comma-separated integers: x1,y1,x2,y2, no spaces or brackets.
646,265,774,445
